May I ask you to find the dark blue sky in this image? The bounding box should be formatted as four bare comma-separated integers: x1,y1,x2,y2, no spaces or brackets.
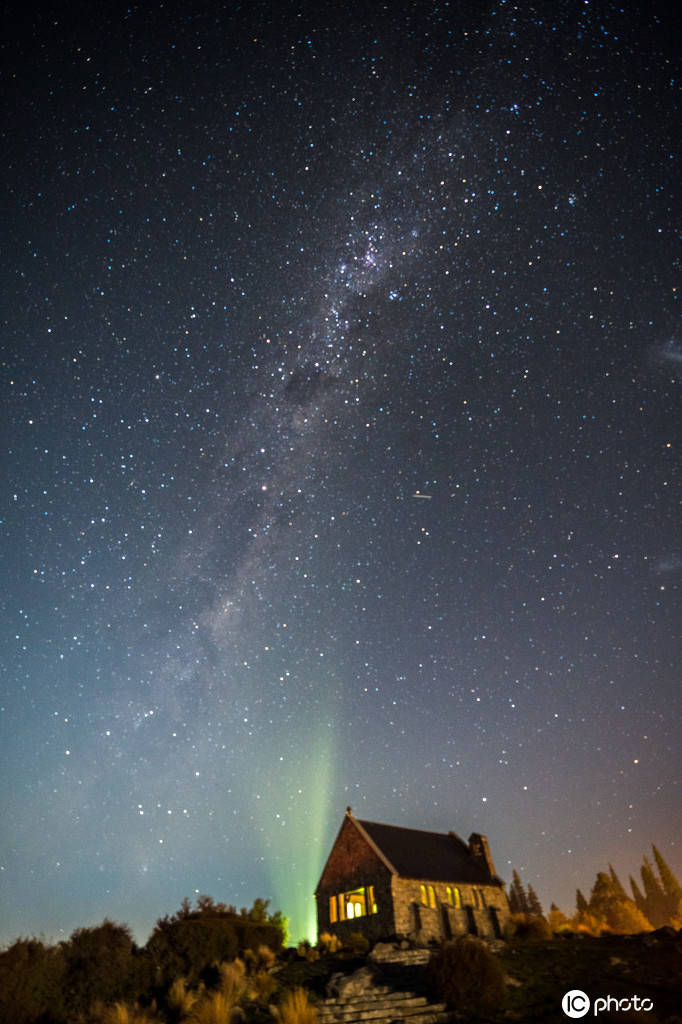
1,0,680,946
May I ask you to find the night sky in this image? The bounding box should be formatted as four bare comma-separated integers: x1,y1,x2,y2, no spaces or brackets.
1,1,680,948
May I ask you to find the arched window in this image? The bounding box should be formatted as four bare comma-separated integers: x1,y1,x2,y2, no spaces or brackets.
453,886,462,908
420,884,428,905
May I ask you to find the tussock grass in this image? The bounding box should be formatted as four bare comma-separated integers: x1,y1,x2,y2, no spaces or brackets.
270,987,317,1024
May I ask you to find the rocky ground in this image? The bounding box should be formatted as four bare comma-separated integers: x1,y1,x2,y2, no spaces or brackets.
274,929,682,1023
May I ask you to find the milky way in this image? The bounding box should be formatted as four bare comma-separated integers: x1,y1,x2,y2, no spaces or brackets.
1,1,680,945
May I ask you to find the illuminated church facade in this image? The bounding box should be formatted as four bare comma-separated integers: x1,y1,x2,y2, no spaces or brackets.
315,808,511,944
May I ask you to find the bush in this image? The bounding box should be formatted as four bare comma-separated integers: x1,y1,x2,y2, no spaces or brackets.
217,959,247,1004
270,988,317,1024
0,937,67,1024
244,945,276,972
247,969,278,1004
166,976,201,1021
427,936,506,1015
316,933,342,955
101,1003,161,1024
148,899,283,988
63,920,141,1017
188,990,238,1024
296,941,319,962
345,933,369,956
148,918,239,987
507,913,553,941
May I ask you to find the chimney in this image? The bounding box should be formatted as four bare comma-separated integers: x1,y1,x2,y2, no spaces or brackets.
468,833,496,878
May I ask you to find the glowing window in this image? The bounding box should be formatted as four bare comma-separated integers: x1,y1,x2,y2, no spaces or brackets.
428,885,436,909
446,886,453,905
453,887,462,908
337,886,377,920
329,896,337,923
420,884,428,905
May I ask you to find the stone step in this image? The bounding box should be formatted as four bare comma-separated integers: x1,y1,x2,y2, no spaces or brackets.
317,996,448,1024
318,997,429,1017
321,992,425,1009
372,952,431,964
317,1008,450,1024
369,947,432,966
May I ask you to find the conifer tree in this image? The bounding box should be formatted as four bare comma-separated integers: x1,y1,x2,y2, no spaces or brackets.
608,865,628,902
588,871,652,934
589,872,616,918
640,857,668,928
548,903,571,932
576,889,588,914
630,875,647,916
652,846,682,922
509,870,529,915
527,884,544,919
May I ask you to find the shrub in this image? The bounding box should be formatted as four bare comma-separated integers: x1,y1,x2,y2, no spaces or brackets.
0,937,67,1024
148,917,239,987
101,1003,160,1024
547,906,573,934
63,920,141,1017
296,941,319,962
188,990,239,1024
508,913,553,941
270,987,317,1024
166,976,201,1020
427,936,506,1015
247,969,278,1003
317,933,342,955
217,958,247,1003
345,933,370,956
244,944,276,972
148,899,283,988
241,946,278,1003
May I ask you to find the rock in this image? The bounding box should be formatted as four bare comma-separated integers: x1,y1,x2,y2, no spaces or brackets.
369,941,398,960
327,966,376,999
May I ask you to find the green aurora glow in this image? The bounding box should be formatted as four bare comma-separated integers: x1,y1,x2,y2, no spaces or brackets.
259,716,338,943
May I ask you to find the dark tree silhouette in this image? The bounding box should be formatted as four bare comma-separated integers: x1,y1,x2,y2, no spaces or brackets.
526,884,544,919
641,856,669,928
608,865,628,903
576,889,588,914
652,846,682,922
508,870,529,915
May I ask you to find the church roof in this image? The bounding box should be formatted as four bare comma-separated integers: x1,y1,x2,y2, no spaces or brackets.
354,816,500,884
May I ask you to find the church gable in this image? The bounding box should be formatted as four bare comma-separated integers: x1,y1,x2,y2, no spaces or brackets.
316,812,391,892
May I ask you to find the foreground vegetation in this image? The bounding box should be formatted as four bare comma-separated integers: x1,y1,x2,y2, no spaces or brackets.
4,915,681,1024
3,848,680,1023
0,897,288,1024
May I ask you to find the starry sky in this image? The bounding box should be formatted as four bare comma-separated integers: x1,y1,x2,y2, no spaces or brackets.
1,0,680,948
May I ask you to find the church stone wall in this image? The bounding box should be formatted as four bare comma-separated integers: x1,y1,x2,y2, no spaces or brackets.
391,876,510,943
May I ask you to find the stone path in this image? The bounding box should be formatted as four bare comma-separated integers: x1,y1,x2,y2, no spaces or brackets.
316,948,452,1024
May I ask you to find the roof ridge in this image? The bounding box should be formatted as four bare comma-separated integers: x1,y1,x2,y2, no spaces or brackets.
358,818,464,840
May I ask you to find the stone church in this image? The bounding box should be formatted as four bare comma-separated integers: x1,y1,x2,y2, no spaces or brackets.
315,808,510,944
